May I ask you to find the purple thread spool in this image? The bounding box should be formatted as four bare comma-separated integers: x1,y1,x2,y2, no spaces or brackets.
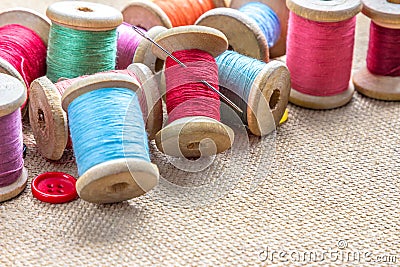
116,22,167,73
0,74,28,202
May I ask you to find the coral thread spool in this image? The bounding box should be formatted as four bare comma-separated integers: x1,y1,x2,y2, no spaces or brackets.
0,74,28,202
122,0,227,29
286,0,361,109
46,1,122,82
0,8,50,110
117,23,167,73
353,0,400,100
153,26,234,158
216,51,291,136
61,73,159,203
29,64,162,161
196,0,289,60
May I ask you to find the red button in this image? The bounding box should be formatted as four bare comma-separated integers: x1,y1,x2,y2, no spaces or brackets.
32,172,78,204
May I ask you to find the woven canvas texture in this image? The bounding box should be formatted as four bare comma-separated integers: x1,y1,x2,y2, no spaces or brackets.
1,1,399,266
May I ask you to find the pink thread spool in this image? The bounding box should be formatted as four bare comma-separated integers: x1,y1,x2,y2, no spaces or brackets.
29,64,163,161
353,0,400,100
286,0,362,109
0,74,28,202
0,8,50,112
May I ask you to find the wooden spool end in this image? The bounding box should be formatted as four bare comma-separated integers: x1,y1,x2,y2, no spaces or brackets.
286,0,361,109
286,0,362,22
152,26,234,158
133,26,167,73
229,0,289,58
196,8,269,62
0,8,51,45
247,60,291,136
362,0,400,28
28,76,68,161
353,0,400,100
0,74,28,202
122,0,172,30
128,63,163,140
47,1,122,31
122,0,227,30
61,73,159,204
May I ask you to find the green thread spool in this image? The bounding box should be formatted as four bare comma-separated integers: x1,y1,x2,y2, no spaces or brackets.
46,1,123,83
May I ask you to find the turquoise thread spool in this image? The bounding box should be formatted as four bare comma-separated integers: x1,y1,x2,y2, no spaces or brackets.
61,73,159,204
196,0,289,60
216,50,291,136
46,1,122,83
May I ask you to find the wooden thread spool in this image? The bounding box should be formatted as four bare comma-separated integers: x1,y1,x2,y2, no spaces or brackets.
353,0,400,100
0,8,50,112
61,73,159,204
286,0,361,109
122,0,227,30
46,1,122,82
216,52,291,136
0,74,28,202
152,26,234,158
196,0,289,60
29,64,163,161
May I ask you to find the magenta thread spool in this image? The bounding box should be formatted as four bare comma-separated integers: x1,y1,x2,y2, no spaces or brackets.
286,0,362,109
353,0,400,100
0,74,28,202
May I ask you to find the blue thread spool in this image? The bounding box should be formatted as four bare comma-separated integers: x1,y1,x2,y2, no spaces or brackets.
216,50,291,136
196,0,289,60
61,73,159,204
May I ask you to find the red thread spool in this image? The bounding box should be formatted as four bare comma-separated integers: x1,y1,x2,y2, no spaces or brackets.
29,64,163,161
353,0,400,100
0,9,50,110
286,0,361,109
196,0,289,60
165,49,220,122
152,26,234,158
122,0,227,30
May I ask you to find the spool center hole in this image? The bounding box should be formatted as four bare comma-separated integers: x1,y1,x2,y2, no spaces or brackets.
187,142,200,150
77,7,93,12
37,109,46,130
269,89,280,110
108,182,129,193
155,58,164,72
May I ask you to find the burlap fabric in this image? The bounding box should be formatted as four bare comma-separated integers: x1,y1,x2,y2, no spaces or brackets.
1,1,399,266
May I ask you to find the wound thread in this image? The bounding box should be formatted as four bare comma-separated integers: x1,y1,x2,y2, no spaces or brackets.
46,23,117,83
0,110,24,187
165,49,220,123
366,21,400,77
286,12,356,96
238,2,281,48
155,0,215,26
0,24,47,109
216,50,266,124
68,87,149,176
116,22,145,70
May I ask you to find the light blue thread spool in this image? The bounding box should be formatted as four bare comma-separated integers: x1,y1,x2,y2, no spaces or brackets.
216,50,291,136
61,73,159,204
238,2,281,48
196,0,289,59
